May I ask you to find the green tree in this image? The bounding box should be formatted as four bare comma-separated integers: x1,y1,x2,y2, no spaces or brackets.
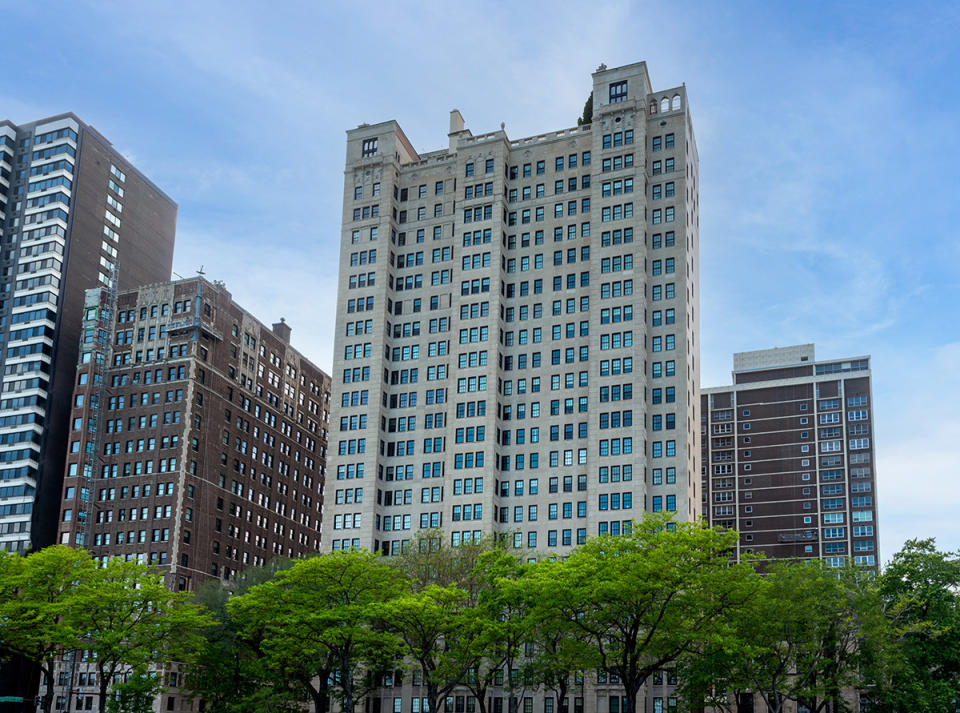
792,562,886,713
678,559,885,713
455,548,532,713
519,558,590,713
231,551,405,713
384,533,501,713
104,666,165,713
577,91,593,126
0,549,28,666
870,539,960,712
184,559,300,713
0,546,96,713
380,583,469,713
0,548,24,614
532,515,756,713
70,557,211,713
391,529,489,594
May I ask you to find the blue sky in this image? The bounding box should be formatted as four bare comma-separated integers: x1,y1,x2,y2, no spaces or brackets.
2,0,958,561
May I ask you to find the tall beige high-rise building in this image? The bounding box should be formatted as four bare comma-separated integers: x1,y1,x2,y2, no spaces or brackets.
328,62,700,565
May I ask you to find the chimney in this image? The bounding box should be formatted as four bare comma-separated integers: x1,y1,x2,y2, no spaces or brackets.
449,109,465,134
272,318,291,344
449,109,470,150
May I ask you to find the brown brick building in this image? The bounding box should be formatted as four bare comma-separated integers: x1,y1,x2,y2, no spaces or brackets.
702,345,879,568
58,277,331,592
51,277,331,712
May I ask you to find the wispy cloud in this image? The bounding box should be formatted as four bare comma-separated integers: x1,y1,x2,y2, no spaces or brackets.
172,224,340,371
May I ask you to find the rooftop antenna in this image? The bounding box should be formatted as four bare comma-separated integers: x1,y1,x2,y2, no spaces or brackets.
196,265,206,276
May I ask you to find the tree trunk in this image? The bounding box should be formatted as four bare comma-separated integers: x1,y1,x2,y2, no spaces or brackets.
307,677,329,713
342,659,355,713
39,660,54,713
467,681,488,713
548,677,569,713
767,691,783,713
97,673,109,713
624,680,642,713
426,680,440,713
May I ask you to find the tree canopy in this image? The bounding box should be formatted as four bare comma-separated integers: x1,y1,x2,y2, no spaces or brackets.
5,526,959,713
869,539,960,712
679,558,887,713
0,547,209,713
528,515,758,713
231,551,404,713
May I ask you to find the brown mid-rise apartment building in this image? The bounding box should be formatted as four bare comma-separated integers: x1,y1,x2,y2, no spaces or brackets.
701,344,879,568
57,277,331,590
51,277,331,712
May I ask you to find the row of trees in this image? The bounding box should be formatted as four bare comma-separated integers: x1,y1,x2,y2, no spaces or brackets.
0,547,208,713
185,517,960,713
2,518,959,713
188,516,751,713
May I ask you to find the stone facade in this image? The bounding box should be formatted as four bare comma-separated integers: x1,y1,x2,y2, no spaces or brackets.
328,61,700,713
329,62,700,558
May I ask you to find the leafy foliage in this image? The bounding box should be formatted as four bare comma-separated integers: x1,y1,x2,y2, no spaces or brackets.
5,528,959,713
868,539,960,712
0,546,96,713
105,667,166,713
183,559,300,713
230,551,405,713
529,514,757,713
678,559,886,713
0,547,209,713
71,557,211,712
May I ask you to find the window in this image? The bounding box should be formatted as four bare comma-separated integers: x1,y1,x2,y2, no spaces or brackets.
361,138,378,157
609,81,627,103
